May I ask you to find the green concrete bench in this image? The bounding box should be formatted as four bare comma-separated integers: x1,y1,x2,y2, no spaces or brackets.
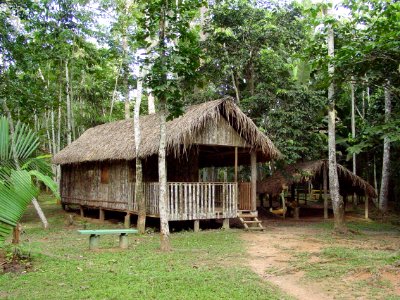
78,229,138,250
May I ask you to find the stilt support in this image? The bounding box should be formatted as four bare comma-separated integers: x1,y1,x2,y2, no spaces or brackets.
124,213,131,228
99,208,105,222
365,197,369,219
194,220,200,232
80,206,84,218
222,218,230,230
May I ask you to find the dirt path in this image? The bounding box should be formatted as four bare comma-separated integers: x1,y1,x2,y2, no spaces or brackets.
243,227,332,300
242,222,400,300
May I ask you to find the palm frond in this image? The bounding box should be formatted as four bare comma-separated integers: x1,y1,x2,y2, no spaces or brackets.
0,170,38,245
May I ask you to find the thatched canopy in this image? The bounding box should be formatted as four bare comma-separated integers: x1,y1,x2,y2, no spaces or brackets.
257,160,377,198
53,97,280,165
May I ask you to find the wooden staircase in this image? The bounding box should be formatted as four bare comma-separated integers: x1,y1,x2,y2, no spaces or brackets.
238,210,264,231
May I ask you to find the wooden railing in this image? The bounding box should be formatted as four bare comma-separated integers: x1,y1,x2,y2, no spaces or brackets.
140,182,238,221
63,182,238,221
167,182,237,221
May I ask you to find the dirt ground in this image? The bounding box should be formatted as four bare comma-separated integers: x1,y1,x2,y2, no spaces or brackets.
242,218,400,300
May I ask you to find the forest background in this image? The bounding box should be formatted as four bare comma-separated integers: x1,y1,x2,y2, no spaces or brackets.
1,0,399,214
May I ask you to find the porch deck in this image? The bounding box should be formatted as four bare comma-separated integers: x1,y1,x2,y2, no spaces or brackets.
62,182,252,221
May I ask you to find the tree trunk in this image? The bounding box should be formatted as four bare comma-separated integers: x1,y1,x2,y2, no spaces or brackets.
158,4,171,251
56,101,62,186
122,1,131,120
65,60,72,145
147,91,155,114
379,81,391,214
248,53,255,96
109,59,123,119
350,80,356,175
326,8,346,232
158,106,171,251
135,68,146,234
231,71,240,104
350,79,357,207
123,36,130,119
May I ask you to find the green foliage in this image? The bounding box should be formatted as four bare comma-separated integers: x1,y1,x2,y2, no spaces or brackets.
138,0,203,117
0,116,58,246
0,170,38,246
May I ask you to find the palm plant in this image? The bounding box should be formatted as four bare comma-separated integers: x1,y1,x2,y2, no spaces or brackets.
0,116,59,246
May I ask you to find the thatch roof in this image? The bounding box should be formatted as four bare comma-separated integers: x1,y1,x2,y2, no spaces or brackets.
257,160,377,198
53,97,280,165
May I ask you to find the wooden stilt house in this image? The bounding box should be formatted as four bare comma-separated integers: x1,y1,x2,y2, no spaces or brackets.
53,98,280,227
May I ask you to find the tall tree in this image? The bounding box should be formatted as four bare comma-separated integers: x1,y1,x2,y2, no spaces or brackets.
143,0,202,250
379,81,391,213
324,5,346,232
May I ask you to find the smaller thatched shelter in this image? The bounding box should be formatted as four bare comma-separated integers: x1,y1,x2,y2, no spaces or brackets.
258,160,376,198
257,160,376,219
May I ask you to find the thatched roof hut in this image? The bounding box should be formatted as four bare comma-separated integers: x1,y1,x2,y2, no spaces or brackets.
53,97,280,165
257,160,377,198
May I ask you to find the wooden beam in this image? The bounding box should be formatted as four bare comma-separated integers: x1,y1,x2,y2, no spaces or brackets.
234,147,238,182
250,151,257,211
365,197,369,219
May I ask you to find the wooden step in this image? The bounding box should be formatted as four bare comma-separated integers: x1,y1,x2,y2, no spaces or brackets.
238,216,264,231
242,220,262,224
245,227,264,231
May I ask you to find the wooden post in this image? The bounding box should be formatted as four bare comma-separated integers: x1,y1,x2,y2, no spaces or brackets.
99,208,105,222
194,220,200,232
124,213,131,228
222,218,230,230
250,151,257,211
80,205,84,218
323,165,328,219
281,192,286,219
234,147,238,182
119,234,129,249
365,197,369,219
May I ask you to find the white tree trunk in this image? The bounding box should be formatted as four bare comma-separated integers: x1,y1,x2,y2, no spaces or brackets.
56,101,62,186
379,81,391,213
65,61,72,145
147,91,155,114
32,198,49,229
123,35,130,120
109,59,123,119
350,80,356,175
157,6,171,251
158,107,171,251
135,68,146,234
326,8,345,232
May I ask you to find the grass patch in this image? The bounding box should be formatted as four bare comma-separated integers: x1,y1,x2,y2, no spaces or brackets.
0,196,289,300
311,219,400,233
292,245,400,280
